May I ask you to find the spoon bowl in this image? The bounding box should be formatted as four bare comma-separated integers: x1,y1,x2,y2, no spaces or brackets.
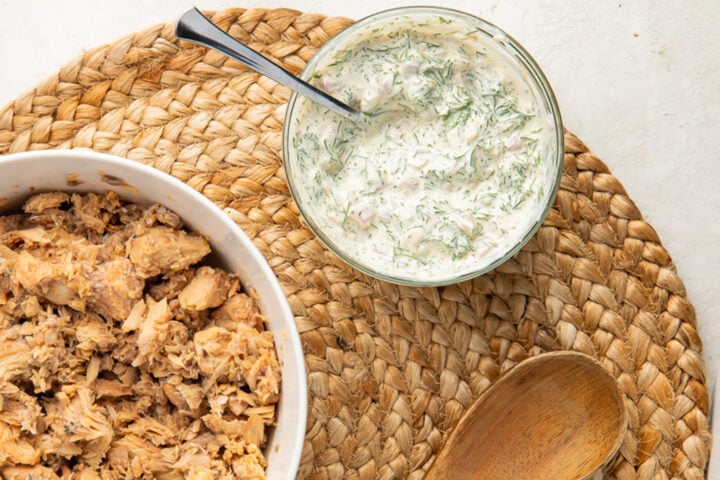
425,351,627,480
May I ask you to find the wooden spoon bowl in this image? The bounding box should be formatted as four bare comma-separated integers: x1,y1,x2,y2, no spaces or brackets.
425,351,627,480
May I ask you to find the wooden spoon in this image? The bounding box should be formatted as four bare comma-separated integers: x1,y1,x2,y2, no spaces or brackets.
425,351,627,480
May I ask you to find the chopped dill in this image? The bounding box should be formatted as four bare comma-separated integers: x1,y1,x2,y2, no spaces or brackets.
288,13,552,278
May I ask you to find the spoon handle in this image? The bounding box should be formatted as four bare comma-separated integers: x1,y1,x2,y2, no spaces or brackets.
175,8,361,121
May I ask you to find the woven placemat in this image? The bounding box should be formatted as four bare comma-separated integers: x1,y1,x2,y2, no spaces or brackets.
0,7,711,479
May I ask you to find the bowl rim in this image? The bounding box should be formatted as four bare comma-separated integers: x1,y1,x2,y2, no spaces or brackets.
0,149,308,478
282,5,565,286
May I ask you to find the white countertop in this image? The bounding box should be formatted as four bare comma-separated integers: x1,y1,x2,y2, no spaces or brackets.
1,0,718,474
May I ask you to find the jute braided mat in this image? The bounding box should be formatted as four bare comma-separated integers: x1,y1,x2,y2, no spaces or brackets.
0,7,711,480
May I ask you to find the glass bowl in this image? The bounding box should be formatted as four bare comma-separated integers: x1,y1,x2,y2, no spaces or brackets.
283,6,564,286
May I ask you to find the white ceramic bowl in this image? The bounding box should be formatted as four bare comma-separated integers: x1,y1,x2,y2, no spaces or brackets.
0,149,307,479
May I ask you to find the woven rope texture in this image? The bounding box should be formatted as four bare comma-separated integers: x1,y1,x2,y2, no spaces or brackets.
0,8,711,480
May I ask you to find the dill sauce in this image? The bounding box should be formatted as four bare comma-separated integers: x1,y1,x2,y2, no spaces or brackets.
286,12,558,283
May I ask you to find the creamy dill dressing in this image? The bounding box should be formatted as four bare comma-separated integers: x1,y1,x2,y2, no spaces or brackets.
286,12,559,283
